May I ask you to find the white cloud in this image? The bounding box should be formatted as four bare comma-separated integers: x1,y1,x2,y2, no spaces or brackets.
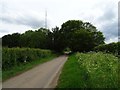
1,12,45,28
0,0,119,44
105,37,118,44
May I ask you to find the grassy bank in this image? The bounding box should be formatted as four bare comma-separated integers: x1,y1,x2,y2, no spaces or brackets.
2,48,57,81
3,54,57,81
57,52,118,88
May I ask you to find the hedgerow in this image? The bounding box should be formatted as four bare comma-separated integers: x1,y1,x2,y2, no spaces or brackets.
94,42,119,57
2,48,52,70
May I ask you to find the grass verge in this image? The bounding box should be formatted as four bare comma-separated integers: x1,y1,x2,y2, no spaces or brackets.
2,54,57,81
56,52,118,88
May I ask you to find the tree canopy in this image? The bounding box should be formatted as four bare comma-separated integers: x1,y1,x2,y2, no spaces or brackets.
2,20,105,52
58,20,105,52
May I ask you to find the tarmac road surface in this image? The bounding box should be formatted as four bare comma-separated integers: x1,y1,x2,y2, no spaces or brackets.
2,55,68,88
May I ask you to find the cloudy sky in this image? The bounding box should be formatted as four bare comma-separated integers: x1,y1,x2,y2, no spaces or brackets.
0,0,118,43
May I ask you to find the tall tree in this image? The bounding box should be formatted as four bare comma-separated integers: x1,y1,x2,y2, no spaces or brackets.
59,20,105,52
2,20,105,53
2,33,21,47
20,28,49,49
51,27,65,52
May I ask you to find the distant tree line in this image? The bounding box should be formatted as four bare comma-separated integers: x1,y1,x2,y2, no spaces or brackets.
2,20,105,52
94,42,119,57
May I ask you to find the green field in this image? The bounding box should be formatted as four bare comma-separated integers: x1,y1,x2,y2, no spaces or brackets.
57,52,119,88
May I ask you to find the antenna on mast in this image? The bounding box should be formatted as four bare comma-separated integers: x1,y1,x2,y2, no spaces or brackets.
45,9,47,29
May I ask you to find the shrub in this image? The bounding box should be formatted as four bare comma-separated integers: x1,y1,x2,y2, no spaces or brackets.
2,48,52,70
94,42,119,57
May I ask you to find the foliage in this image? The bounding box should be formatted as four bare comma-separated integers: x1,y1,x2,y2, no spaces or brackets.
2,47,53,70
59,20,105,52
2,28,51,49
57,52,118,88
2,33,21,47
50,27,65,52
20,28,51,49
3,54,56,81
94,42,119,57
2,20,105,52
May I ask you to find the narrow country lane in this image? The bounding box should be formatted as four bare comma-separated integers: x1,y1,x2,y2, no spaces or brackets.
2,55,68,88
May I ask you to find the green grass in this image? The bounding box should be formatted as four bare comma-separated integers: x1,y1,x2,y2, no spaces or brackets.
2,54,57,81
56,52,118,88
